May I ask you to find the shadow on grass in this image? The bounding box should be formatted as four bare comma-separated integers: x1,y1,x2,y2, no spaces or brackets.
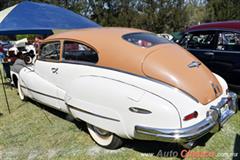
123,132,214,159
29,99,87,132
233,134,240,160
0,81,13,90
123,139,185,158
15,101,28,110
27,99,216,159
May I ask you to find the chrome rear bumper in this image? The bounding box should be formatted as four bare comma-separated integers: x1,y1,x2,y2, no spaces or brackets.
134,92,238,143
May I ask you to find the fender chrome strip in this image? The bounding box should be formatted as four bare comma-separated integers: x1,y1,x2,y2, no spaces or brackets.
20,85,64,101
67,104,120,122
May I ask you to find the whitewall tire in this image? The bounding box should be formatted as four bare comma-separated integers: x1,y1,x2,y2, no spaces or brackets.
87,123,123,149
18,81,27,101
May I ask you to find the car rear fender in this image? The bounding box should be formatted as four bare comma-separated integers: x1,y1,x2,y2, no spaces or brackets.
64,75,181,139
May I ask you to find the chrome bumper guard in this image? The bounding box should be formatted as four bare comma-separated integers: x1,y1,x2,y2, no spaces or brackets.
134,92,238,143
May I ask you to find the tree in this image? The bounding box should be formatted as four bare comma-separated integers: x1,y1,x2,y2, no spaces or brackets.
1,0,239,34
185,0,206,26
205,0,240,21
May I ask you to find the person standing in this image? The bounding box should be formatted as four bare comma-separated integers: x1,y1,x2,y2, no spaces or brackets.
33,36,43,53
0,45,5,63
11,52,26,74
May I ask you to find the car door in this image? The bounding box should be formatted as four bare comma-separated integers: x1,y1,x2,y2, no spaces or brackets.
180,31,218,70
52,40,99,112
212,31,240,87
30,41,62,109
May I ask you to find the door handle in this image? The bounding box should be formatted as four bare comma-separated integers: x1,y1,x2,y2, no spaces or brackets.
204,52,214,56
51,67,59,74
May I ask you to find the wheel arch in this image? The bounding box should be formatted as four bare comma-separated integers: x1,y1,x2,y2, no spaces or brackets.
10,71,19,88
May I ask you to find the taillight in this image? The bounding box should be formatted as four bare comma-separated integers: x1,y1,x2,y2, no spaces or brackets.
183,111,198,121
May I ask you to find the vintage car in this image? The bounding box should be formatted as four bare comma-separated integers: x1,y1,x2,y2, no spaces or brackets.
179,21,240,91
10,38,36,85
157,33,173,41
17,27,238,149
9,38,37,63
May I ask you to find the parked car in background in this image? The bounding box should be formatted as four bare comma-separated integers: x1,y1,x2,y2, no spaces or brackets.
172,32,184,43
17,28,237,149
179,21,240,91
10,38,37,87
0,40,13,52
157,33,173,41
9,38,36,63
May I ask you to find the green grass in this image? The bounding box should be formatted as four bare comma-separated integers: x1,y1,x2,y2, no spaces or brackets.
0,68,239,159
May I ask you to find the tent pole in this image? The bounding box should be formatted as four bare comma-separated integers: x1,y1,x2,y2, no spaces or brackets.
0,68,10,114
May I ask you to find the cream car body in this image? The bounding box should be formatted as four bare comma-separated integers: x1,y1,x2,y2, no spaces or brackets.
18,28,238,149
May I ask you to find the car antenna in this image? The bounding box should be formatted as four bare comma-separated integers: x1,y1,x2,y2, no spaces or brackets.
0,68,11,114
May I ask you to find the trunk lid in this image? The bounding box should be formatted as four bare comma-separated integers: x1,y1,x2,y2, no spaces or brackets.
142,44,222,105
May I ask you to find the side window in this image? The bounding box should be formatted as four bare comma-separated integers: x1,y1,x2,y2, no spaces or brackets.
63,41,98,63
40,41,60,61
187,32,216,49
217,32,240,51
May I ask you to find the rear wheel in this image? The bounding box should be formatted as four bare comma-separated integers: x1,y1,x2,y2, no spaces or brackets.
87,123,123,149
18,81,27,101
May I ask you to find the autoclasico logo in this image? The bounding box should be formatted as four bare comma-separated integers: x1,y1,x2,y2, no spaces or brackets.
179,150,216,158
140,149,239,158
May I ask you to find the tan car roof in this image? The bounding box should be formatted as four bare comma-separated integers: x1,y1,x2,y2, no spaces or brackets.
45,27,155,75
44,27,222,104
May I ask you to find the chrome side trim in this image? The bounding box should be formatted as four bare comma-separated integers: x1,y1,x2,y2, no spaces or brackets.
20,85,64,101
134,92,238,143
67,104,120,122
129,107,152,114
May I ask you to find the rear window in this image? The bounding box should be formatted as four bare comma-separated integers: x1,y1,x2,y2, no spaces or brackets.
122,32,170,48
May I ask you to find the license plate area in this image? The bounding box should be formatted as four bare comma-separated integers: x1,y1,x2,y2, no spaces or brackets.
220,103,229,114
210,98,231,118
